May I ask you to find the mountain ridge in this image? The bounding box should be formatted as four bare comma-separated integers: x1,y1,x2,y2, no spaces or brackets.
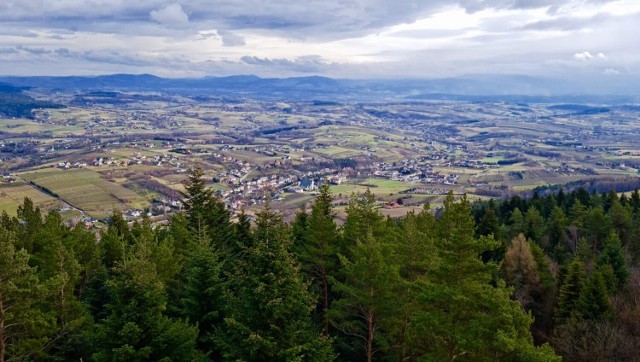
1,73,638,102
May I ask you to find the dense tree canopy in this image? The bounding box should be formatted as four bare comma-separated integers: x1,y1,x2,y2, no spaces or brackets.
7,168,640,360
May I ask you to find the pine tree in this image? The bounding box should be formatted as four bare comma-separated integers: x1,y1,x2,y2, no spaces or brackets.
397,207,437,281
575,188,592,207
412,193,559,361
387,208,438,360
604,190,619,212
342,189,384,253
0,226,51,362
163,213,196,258
297,182,339,336
330,231,399,362
68,223,102,294
30,211,89,361
15,197,42,252
233,209,254,251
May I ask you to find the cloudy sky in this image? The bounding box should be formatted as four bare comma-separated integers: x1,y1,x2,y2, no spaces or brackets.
0,0,638,79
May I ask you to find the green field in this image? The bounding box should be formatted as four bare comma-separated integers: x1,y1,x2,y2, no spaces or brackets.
314,146,363,158
20,168,149,217
331,178,418,196
0,180,62,215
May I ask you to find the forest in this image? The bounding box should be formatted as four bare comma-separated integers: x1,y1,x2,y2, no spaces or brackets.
0,85,64,119
1,167,639,361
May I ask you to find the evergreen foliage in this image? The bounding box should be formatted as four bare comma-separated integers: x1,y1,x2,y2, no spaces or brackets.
9,171,640,361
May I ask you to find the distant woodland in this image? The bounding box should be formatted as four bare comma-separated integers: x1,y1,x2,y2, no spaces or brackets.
0,84,63,119
3,168,640,361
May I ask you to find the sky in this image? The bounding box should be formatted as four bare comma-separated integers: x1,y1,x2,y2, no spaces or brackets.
0,0,638,79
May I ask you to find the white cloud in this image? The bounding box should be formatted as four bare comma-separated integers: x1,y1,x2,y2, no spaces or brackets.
574,51,594,60
150,3,189,26
603,67,620,75
574,51,608,61
218,30,246,47
0,0,638,79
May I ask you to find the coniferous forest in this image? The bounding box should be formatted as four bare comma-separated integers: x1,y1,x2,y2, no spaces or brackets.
3,168,640,361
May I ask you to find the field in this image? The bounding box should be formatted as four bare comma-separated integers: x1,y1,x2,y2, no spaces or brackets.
0,180,62,216
331,178,418,197
2,91,640,222
19,169,149,217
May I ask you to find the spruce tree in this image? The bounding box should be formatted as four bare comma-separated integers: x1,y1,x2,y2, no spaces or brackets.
585,206,610,251
183,166,213,226
578,271,613,320
547,206,569,258
184,167,233,251
233,209,254,251
556,258,586,323
90,243,201,362
98,211,130,268
509,208,525,238
220,204,333,361
607,199,632,245
180,232,224,356
630,189,640,214
477,206,500,237
596,231,629,292
290,207,309,254
524,207,545,243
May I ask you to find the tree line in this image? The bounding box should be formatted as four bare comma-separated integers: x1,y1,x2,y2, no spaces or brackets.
8,167,639,361
472,188,640,361
0,90,64,119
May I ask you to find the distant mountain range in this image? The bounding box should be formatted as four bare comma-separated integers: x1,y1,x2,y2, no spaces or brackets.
1,73,638,103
